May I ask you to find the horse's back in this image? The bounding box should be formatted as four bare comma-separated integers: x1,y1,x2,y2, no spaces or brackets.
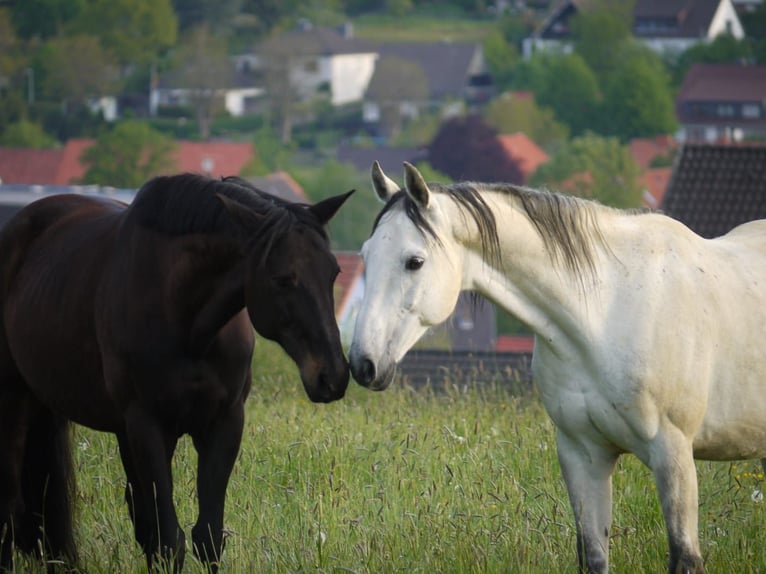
0,195,126,426
716,218,766,250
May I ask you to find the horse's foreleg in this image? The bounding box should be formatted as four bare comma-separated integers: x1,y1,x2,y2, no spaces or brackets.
123,407,184,573
191,401,245,574
556,431,618,574
650,428,705,574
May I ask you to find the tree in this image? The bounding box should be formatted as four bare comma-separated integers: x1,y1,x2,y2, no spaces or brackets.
80,121,178,188
172,0,243,33
571,0,634,82
37,35,118,109
672,34,754,86
483,92,569,150
0,120,57,148
172,25,232,140
601,49,677,140
529,132,642,208
10,0,84,40
365,55,429,139
71,0,177,71
482,29,518,91
428,114,525,184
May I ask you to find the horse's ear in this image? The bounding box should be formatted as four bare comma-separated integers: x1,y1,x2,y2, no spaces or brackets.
403,161,430,209
309,189,355,225
371,160,400,202
217,194,264,233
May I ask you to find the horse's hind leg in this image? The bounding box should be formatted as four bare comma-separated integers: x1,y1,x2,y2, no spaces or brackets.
20,409,77,569
191,401,245,574
0,384,29,572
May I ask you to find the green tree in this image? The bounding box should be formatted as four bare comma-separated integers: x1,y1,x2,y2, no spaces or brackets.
71,0,177,71
571,0,634,82
172,25,232,140
0,120,57,148
10,0,84,40
245,124,294,175
483,92,569,150
602,49,677,140
672,34,754,86
80,121,178,188
37,35,118,108
530,132,642,208
172,0,243,33
483,29,519,91
512,52,600,137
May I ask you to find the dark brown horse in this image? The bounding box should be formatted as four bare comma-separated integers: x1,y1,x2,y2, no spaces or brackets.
0,173,353,572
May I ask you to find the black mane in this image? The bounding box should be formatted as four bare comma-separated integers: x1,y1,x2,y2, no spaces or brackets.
129,173,328,242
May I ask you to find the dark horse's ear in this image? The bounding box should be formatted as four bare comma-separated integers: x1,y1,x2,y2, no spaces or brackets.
308,189,355,225
217,194,264,235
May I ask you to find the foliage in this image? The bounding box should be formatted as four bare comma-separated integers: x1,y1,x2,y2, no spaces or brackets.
428,114,524,184
247,124,295,175
171,25,232,140
364,55,429,139
79,121,178,188
172,0,244,33
483,92,569,151
570,0,634,82
70,0,178,69
10,0,84,40
671,34,755,86
601,48,678,141
291,159,376,251
529,132,642,208
36,35,118,106
530,53,600,137
482,28,519,91
0,120,58,149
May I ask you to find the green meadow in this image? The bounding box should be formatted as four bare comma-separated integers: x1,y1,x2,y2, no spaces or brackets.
12,339,766,573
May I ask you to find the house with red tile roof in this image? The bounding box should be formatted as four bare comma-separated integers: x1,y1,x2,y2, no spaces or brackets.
628,135,678,208
496,132,549,184
0,140,255,186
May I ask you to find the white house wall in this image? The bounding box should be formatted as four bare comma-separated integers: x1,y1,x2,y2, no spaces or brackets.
709,0,745,39
329,52,378,106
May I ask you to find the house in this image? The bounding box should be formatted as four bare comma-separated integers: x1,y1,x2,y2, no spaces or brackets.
247,171,309,204
676,63,766,143
0,140,255,186
151,58,265,118
523,0,744,57
335,144,429,175
363,40,493,129
628,134,678,207
245,22,378,108
496,132,549,184
661,142,766,238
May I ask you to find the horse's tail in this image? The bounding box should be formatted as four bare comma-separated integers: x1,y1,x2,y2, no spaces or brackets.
20,413,78,566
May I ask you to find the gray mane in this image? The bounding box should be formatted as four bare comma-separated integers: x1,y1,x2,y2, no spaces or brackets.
375,182,616,279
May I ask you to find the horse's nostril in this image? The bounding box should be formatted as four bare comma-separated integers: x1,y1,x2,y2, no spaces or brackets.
361,358,375,385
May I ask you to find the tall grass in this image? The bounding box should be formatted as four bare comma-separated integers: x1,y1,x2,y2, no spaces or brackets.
12,339,766,573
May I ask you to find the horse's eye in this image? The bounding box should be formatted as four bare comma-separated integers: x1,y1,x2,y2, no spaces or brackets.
405,256,424,271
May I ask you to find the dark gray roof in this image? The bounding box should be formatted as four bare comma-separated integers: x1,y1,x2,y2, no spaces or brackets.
257,24,377,58
661,143,766,238
336,145,428,175
368,41,482,100
633,0,720,38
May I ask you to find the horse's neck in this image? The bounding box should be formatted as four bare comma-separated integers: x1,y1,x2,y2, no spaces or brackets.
457,193,609,349
168,234,247,352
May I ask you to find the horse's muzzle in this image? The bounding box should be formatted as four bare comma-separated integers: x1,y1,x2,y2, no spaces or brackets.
350,355,395,391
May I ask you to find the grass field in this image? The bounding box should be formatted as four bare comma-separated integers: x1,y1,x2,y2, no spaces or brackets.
11,339,766,573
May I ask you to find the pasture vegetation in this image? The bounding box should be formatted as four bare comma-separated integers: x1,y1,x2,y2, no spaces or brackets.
13,340,766,573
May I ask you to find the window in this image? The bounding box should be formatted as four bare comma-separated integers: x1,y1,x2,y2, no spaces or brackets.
742,104,762,119
717,104,735,117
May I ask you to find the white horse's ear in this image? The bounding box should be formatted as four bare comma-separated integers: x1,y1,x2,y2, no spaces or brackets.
371,161,400,203
403,161,430,209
